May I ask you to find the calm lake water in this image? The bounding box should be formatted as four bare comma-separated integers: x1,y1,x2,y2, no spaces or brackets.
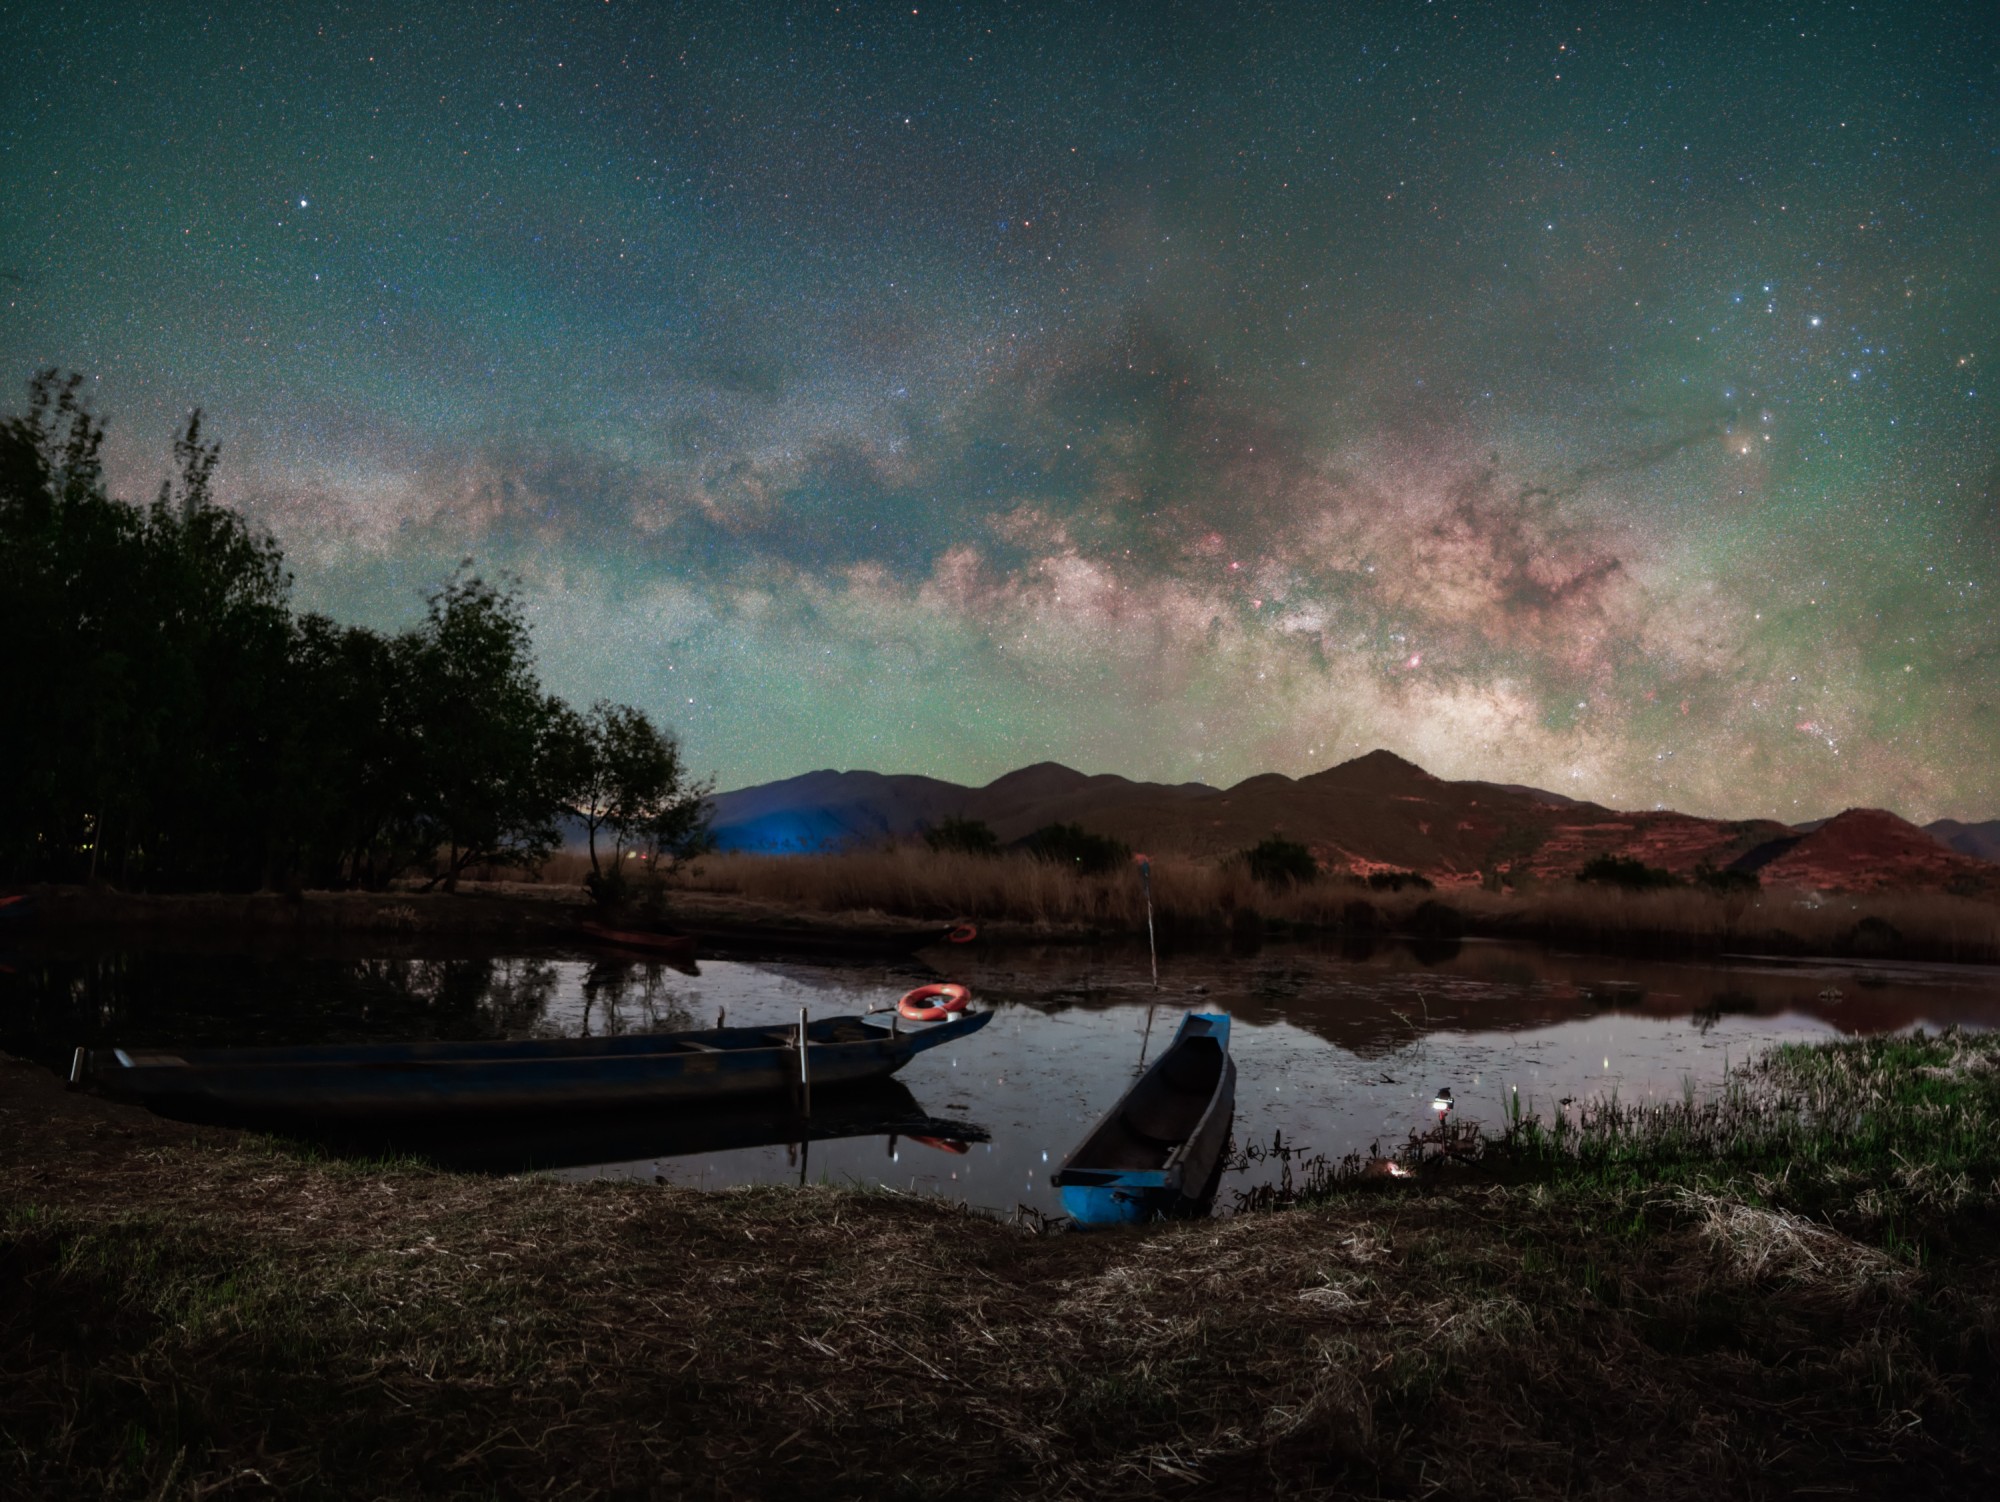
7,935,2000,1218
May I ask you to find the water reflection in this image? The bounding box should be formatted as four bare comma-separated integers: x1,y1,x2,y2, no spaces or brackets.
0,950,569,1068
289,1080,986,1178
4,936,1998,1217
571,959,698,1038
942,941,2000,1055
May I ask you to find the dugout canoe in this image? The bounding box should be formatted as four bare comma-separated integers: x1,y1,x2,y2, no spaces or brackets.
72,1009,992,1120
1052,1011,1236,1227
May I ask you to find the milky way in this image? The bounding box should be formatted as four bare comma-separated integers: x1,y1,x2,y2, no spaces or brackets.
3,2,1996,818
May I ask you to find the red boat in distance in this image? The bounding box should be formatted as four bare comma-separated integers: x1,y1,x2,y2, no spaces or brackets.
575,920,697,961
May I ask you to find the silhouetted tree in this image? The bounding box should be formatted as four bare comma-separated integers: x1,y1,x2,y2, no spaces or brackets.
1244,834,1318,887
399,569,568,891
0,374,290,885
0,372,710,893
1575,854,1677,891
924,815,999,856
1365,870,1435,892
556,699,713,897
274,615,419,887
1692,861,1760,894
0,371,132,878
1023,822,1129,875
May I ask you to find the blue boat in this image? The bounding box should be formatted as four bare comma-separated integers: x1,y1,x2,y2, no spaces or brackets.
73,1009,992,1120
1053,1011,1236,1226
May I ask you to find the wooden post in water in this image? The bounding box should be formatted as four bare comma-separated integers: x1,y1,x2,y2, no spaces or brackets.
1136,853,1158,990
797,1006,812,1118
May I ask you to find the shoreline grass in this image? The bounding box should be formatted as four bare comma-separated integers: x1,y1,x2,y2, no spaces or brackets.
653,846,2000,962
20,845,2000,964
8,1033,2000,1497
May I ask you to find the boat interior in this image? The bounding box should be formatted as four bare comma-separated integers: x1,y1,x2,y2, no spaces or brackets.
101,1016,899,1070
1065,1028,1228,1173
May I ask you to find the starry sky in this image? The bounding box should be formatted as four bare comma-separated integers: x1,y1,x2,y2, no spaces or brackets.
4,1,1997,820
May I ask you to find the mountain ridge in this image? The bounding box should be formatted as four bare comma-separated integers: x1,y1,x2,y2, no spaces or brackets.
704,752,1999,895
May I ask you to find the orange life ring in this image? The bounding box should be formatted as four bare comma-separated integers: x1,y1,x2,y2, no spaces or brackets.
946,922,978,944
910,1135,971,1155
897,982,971,1021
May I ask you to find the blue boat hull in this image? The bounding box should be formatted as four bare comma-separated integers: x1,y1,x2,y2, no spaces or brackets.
1054,1012,1236,1227
79,1010,991,1119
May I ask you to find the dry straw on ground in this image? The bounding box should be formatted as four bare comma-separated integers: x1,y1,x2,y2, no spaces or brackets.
9,1030,2000,1499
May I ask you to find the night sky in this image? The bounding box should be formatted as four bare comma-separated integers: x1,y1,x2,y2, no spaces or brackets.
4,2,1997,820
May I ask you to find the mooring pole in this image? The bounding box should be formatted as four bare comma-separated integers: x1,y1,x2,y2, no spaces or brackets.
1137,853,1159,990
797,1006,812,1118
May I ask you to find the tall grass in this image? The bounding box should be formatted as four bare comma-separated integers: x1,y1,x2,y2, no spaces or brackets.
623,846,2000,958
1493,1029,2000,1217
1263,1028,2000,1289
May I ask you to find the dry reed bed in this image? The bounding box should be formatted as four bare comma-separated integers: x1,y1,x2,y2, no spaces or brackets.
655,848,2000,960
8,1037,2000,1499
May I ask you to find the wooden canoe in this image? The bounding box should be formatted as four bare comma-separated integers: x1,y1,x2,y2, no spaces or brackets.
1052,1011,1236,1227
75,1009,992,1120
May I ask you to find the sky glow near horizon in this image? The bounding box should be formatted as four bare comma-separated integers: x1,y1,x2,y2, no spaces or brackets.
3,2,1997,820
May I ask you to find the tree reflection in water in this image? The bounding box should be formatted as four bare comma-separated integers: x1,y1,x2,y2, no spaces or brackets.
0,949,571,1064
570,959,697,1038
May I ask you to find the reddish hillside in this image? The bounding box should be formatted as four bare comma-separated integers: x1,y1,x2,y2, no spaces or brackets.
999,751,1797,888
1751,808,2000,895
710,752,1998,894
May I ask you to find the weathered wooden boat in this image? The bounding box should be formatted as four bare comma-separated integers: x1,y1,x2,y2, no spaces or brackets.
73,1009,992,1121
575,919,697,959
1052,1011,1236,1227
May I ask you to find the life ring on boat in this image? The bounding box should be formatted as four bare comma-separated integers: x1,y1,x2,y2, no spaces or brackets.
946,922,978,944
910,1135,970,1155
897,982,971,1021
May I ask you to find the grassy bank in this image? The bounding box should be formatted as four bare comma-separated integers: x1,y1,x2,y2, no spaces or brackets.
18,847,2000,963
664,846,2000,961
7,1033,2000,1498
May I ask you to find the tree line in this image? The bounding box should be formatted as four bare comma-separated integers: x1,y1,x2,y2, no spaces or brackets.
0,371,710,892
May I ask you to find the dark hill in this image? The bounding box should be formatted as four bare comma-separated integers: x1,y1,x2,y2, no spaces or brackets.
706,752,1998,893
1928,818,2000,864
